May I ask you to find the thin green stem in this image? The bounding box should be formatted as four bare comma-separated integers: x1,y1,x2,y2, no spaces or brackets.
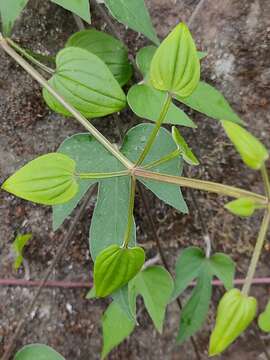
123,176,136,248
7,38,54,75
0,35,134,170
143,149,181,170
134,168,268,205
78,170,129,179
261,164,270,198
136,93,172,166
242,210,270,295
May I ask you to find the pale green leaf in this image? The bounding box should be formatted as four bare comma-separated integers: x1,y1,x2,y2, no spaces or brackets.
208,253,235,290
150,23,200,98
225,197,257,217
176,81,243,124
132,266,174,333
51,0,91,23
104,0,159,45
15,344,64,360
0,0,28,36
102,301,135,359
43,47,126,118
12,233,32,270
127,84,196,128
172,126,199,165
258,300,270,332
2,153,78,205
65,29,132,86
122,124,188,213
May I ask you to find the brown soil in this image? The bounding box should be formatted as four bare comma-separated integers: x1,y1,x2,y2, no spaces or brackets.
1,0,270,359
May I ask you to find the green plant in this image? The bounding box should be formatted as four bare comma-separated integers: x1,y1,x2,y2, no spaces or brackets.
1,1,270,359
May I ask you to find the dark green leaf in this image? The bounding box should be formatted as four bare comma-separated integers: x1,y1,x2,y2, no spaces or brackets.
65,29,132,86
15,344,64,360
127,84,196,128
2,153,78,205
51,0,91,23
122,124,188,213
112,285,137,321
208,253,235,290
0,0,28,36
176,81,243,124
102,301,135,359
104,0,159,45
12,233,32,270
172,247,205,300
43,47,126,118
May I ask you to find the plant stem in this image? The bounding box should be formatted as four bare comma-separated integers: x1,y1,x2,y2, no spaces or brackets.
123,176,136,248
134,168,268,205
0,34,134,170
261,164,270,198
7,38,55,75
78,170,129,179
242,210,270,295
143,149,181,169
136,93,172,166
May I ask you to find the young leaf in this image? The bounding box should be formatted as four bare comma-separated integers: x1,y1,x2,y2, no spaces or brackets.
2,153,78,205
150,23,200,98
175,81,243,124
104,0,159,45
131,266,174,333
225,197,256,217
127,84,196,128
94,244,145,297
0,0,28,36
222,120,269,170
53,133,116,230
172,247,205,300
208,253,235,290
122,124,188,214
172,126,199,165
12,233,32,270
65,29,132,86
51,0,91,23
102,301,135,359
43,47,126,118
258,300,270,332
14,344,65,360
177,265,213,344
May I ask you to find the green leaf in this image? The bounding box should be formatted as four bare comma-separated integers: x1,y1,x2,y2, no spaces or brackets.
43,47,126,118
150,23,200,98
131,266,174,333
50,0,91,23
104,0,159,45
122,124,188,213
53,133,116,230
12,233,32,270
65,29,132,86
15,344,64,360
208,253,235,290
258,300,270,332
94,244,145,297
127,84,196,128
172,247,205,300
0,0,28,36
112,285,137,321
86,286,96,299
102,301,135,359
176,81,243,124
225,197,257,217
2,153,78,205
222,120,269,170
172,126,199,165
177,265,213,344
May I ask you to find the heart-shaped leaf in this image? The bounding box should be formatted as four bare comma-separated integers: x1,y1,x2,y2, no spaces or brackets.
94,244,145,297
65,29,132,86
258,300,270,332
2,153,78,205
43,47,126,119
172,126,199,165
150,23,200,98
225,197,257,217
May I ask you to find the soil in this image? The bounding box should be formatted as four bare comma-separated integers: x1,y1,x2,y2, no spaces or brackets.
1,0,270,359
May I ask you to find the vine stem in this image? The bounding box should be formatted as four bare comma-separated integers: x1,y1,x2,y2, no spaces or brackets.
135,168,268,205
123,176,136,248
0,34,134,170
242,210,270,296
135,93,172,166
